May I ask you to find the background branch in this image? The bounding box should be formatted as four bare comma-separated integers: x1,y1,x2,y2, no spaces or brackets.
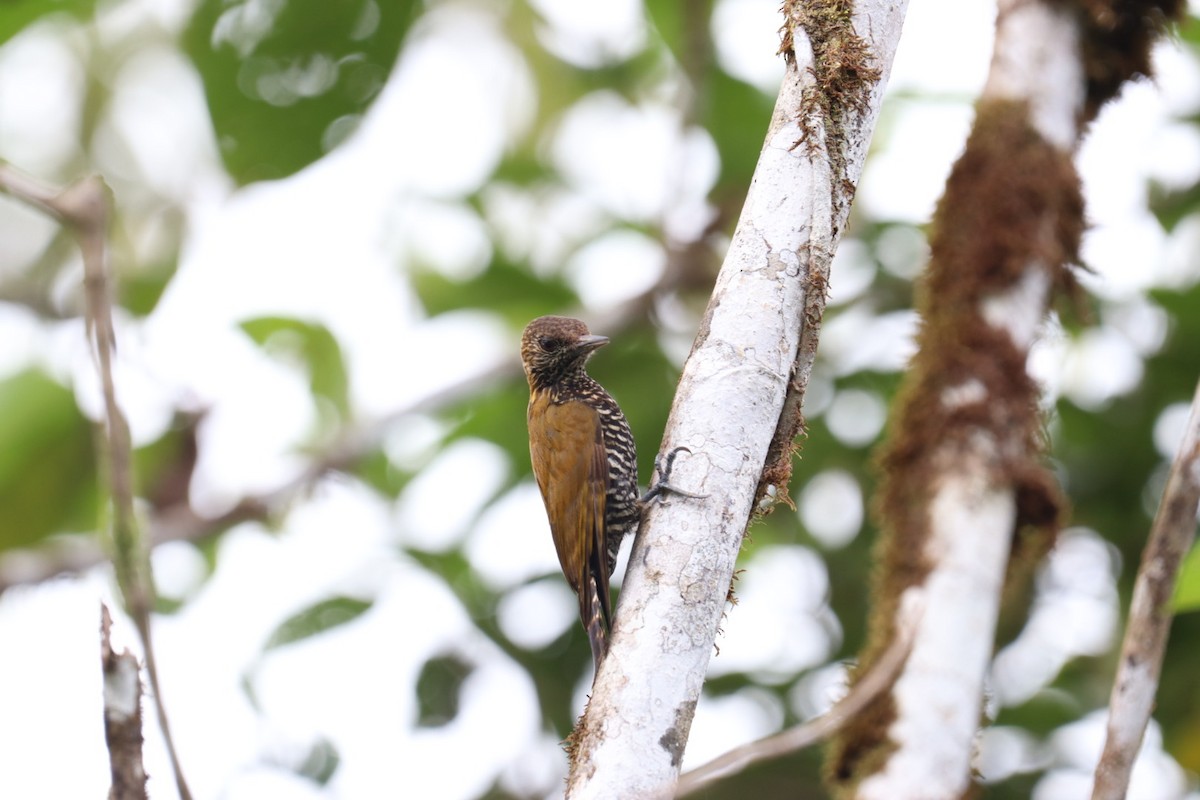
1093,375,1200,799
0,162,193,800
830,0,1086,784
828,0,1184,793
675,589,922,797
0,245,704,595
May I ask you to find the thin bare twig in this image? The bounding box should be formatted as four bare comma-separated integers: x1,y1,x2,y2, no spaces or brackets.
0,162,60,213
1092,376,1200,800
101,603,148,800
0,356,517,593
675,590,922,797
0,161,193,800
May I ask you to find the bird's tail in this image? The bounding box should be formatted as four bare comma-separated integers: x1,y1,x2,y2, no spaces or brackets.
584,577,609,675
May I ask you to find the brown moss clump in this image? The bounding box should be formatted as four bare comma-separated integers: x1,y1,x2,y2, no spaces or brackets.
779,0,882,205
756,261,830,516
825,99,1081,794
822,3,1184,794
755,3,879,514
779,0,881,140
1048,0,1186,122
565,702,596,784
878,97,1083,626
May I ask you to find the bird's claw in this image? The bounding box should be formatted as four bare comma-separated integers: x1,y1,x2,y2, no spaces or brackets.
641,446,708,505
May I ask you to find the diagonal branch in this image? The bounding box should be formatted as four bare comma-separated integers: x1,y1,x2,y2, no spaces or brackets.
675,589,922,797
1092,376,1200,800
563,3,909,796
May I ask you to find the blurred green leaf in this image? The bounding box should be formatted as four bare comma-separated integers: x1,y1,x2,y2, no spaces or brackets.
411,257,578,325
120,262,176,317
487,152,554,186
704,69,776,191
118,208,184,317
183,0,418,183
353,448,413,498
293,736,340,786
1176,11,1200,49
0,369,97,550
1175,542,1200,613
1150,180,1200,233
240,316,350,422
643,0,686,63
154,595,187,615
410,544,588,733
993,689,1082,736
0,0,96,47
240,670,261,712
264,596,372,651
415,652,473,727
406,548,499,620
408,546,471,588
1055,395,1158,549
1151,286,1200,401
442,382,531,473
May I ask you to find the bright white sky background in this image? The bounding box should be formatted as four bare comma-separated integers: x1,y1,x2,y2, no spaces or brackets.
1,0,1199,797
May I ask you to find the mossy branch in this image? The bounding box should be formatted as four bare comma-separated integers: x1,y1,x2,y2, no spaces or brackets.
755,0,889,512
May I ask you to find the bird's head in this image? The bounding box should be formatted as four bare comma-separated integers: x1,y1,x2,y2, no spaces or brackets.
520,315,609,390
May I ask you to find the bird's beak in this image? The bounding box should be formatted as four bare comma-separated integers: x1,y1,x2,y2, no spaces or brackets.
576,334,609,353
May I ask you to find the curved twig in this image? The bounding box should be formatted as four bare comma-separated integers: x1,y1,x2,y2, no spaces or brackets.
676,589,922,797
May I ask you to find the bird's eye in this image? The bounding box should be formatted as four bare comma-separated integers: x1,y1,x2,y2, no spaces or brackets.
538,336,562,352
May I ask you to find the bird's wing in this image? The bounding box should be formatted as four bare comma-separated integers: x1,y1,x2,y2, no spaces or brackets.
529,394,612,659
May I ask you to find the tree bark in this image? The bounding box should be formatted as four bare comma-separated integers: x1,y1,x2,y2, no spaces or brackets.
563,2,909,797
828,0,1183,795
827,1,1087,795
101,604,148,800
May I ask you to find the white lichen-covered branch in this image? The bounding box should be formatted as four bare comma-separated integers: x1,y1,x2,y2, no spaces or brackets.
562,2,909,797
1093,376,1200,800
830,1,1088,795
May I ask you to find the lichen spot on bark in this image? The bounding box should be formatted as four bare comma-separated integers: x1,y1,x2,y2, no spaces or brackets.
658,699,697,768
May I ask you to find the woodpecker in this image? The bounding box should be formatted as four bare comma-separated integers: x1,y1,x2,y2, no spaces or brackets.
521,316,640,672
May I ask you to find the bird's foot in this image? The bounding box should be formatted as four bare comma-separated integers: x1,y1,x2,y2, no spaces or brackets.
640,446,708,506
